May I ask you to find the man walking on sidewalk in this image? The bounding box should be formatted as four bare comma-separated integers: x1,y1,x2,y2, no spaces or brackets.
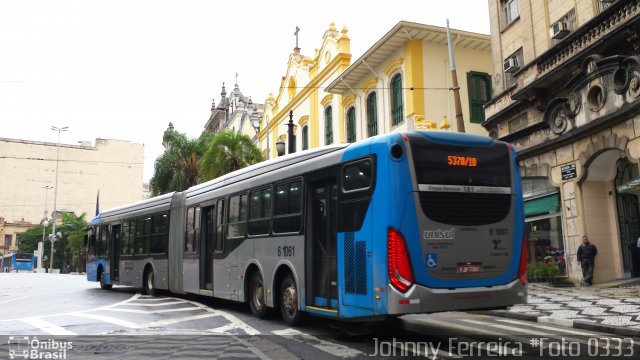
577,235,598,286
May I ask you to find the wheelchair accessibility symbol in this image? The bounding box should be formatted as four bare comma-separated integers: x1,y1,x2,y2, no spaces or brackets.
425,253,438,268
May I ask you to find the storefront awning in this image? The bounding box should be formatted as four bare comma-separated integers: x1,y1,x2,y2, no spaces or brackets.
524,193,560,217
617,177,640,195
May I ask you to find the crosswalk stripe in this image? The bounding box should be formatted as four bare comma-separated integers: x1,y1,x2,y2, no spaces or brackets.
21,317,77,335
496,319,595,335
406,315,492,333
272,328,363,358
460,319,556,336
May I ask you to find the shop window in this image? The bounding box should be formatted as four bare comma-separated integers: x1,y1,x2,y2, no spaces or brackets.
526,216,566,277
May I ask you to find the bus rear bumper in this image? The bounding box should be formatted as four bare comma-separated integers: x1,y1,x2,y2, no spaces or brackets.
386,280,526,315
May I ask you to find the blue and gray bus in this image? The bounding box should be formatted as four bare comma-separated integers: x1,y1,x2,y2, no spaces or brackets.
87,131,526,325
1,253,36,272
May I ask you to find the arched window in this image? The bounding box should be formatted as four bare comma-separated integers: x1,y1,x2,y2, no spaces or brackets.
325,106,333,145
366,92,378,137
302,125,309,150
391,74,404,126
346,107,356,143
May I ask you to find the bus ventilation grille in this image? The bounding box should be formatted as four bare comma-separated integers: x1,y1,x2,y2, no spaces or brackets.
419,192,511,226
344,232,367,295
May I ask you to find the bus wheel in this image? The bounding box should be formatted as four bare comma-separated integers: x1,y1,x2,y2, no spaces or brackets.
280,274,301,326
249,272,267,318
143,268,156,296
99,269,112,290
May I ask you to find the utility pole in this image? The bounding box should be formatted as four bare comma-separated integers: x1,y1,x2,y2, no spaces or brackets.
50,126,68,272
446,19,465,133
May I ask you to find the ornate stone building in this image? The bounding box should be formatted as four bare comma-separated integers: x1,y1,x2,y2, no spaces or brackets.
204,82,264,141
484,0,640,283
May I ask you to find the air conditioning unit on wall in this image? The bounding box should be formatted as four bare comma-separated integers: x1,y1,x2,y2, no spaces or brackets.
503,57,520,73
550,21,570,39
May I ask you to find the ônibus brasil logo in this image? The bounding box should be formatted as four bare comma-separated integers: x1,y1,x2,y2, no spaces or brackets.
8,336,72,359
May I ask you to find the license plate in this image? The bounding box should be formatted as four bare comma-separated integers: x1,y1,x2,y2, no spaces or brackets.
457,263,481,274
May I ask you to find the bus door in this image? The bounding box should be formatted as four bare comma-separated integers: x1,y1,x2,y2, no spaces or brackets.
110,224,121,282
306,177,338,310
200,204,215,290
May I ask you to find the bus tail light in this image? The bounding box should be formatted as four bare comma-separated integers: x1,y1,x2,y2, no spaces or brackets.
388,227,414,293
518,234,527,285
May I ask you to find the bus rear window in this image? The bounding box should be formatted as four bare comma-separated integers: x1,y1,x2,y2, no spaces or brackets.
410,138,511,188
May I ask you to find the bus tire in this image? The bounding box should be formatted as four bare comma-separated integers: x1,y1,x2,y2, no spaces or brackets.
143,267,156,296
249,272,267,318
280,274,301,326
99,269,112,290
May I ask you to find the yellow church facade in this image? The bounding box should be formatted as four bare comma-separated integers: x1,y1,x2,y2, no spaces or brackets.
257,21,493,157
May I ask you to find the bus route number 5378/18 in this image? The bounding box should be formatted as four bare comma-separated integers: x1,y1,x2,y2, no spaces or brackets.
278,246,295,257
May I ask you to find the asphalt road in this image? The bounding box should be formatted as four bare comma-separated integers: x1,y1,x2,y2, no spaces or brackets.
1,273,636,359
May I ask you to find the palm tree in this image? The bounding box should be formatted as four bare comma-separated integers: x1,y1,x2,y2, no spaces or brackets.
199,130,263,181
150,130,213,196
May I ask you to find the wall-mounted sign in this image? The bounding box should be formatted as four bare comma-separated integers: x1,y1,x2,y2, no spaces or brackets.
561,163,577,180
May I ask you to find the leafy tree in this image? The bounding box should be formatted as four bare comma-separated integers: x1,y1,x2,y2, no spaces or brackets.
149,129,213,196
199,130,263,181
17,225,48,255
17,212,87,271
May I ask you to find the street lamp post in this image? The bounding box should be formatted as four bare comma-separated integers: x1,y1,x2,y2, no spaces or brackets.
287,110,295,154
39,185,52,270
50,125,68,272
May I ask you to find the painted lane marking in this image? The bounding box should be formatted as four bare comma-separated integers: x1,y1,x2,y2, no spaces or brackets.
114,300,186,307
207,323,249,334
138,313,218,328
21,317,77,335
102,306,202,314
0,295,30,305
272,328,363,358
0,293,141,323
178,297,260,336
71,313,140,328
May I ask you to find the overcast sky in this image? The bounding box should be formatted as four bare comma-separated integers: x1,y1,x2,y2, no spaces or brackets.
0,0,490,181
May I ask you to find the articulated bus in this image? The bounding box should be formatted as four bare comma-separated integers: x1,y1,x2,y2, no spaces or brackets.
86,131,526,325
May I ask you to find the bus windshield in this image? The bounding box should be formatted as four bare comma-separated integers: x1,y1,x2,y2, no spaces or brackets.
15,253,33,262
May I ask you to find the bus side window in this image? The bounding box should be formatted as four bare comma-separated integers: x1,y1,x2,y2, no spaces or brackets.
121,220,129,255
273,180,302,234
248,186,272,236
227,194,248,238
342,159,372,192
215,199,225,252
338,159,374,232
185,207,195,253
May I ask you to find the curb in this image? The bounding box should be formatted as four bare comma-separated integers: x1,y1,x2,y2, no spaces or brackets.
478,310,640,338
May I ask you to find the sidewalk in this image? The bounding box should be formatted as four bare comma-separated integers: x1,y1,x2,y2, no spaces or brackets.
481,279,640,337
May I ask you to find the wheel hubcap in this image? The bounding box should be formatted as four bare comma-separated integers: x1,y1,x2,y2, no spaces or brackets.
148,272,154,290
253,281,263,309
283,286,296,316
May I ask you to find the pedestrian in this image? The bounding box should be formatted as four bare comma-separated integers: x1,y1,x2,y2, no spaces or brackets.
577,235,598,286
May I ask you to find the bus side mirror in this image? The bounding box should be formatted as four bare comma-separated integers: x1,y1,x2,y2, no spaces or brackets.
83,235,88,247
